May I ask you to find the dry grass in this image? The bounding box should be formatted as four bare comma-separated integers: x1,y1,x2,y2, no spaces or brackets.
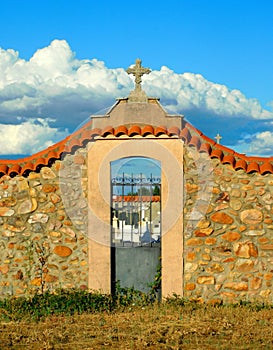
1,302,273,349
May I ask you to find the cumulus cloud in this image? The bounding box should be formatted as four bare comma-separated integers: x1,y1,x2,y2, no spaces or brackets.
144,67,272,120
241,131,273,156
0,118,69,155
0,39,272,156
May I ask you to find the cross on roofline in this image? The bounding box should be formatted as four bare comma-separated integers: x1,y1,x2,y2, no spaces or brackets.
126,58,151,92
215,133,222,144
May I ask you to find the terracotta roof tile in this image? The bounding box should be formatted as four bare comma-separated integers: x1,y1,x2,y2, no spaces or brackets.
8,164,21,177
113,195,160,202
154,126,167,136
167,126,180,136
115,125,128,136
21,162,35,176
247,162,260,174
102,126,115,137
180,127,191,143
222,154,235,166
199,143,212,154
260,162,273,175
128,125,142,136
141,125,154,136
188,135,201,149
0,164,9,176
0,119,272,177
210,149,224,160
234,159,247,171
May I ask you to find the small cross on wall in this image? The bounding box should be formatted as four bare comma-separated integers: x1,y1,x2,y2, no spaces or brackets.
215,133,222,144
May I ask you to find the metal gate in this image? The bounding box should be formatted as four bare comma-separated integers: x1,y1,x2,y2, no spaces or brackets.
111,172,161,293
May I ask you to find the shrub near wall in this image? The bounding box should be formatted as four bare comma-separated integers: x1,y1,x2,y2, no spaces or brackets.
0,149,89,297
184,148,273,303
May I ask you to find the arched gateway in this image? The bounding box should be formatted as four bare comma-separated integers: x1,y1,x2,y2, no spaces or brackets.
88,59,184,298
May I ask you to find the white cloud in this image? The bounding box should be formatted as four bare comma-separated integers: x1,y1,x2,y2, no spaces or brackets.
0,39,272,156
241,131,273,156
0,118,69,155
144,67,272,119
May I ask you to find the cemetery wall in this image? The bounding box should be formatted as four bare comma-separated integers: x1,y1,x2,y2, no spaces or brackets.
0,149,89,297
183,146,273,303
1,137,273,303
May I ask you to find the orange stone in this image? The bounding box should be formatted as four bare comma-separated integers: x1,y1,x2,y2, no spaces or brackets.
211,212,234,224
205,237,217,245
239,225,247,232
259,237,269,244
53,245,72,257
44,274,58,283
0,265,9,274
220,292,236,299
261,245,273,250
206,263,224,273
194,228,214,237
186,252,196,261
185,183,199,193
234,241,258,258
221,231,241,242
197,276,215,284
240,209,263,225
250,277,262,290
186,238,203,246
185,283,196,291
222,257,235,263
42,184,56,193
31,277,42,286
224,282,248,291
236,260,254,272
264,273,273,280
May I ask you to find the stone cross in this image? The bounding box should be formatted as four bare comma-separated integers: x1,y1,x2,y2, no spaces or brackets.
126,59,151,92
215,133,222,144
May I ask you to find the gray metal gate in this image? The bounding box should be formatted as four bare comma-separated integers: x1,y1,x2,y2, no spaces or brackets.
111,173,161,293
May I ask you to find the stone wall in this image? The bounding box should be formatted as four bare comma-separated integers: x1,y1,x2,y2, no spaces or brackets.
1,139,273,302
184,146,273,302
0,149,88,297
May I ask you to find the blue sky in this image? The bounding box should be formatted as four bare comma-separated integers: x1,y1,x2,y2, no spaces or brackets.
1,0,273,157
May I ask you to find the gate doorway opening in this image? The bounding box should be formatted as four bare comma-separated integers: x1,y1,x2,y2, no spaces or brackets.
110,157,161,294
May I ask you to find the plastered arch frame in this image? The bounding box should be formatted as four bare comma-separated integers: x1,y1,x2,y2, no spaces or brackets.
88,137,184,298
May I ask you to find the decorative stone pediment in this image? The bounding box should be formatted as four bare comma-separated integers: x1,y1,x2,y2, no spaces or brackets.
90,59,183,130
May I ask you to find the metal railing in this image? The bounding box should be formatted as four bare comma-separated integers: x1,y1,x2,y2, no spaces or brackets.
111,173,161,247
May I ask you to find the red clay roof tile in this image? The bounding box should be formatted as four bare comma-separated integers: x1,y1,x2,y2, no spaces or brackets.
0,164,8,176
141,125,154,136
0,120,272,177
210,149,224,160
128,125,141,136
8,164,21,177
222,155,235,166
260,162,273,175
101,126,115,137
115,125,128,136
154,126,167,136
246,162,260,174
180,127,191,143
199,143,212,154
188,135,201,149
234,159,247,171
167,126,180,136
113,195,160,202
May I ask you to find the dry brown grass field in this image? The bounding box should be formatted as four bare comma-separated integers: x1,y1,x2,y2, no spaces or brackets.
1,302,273,350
